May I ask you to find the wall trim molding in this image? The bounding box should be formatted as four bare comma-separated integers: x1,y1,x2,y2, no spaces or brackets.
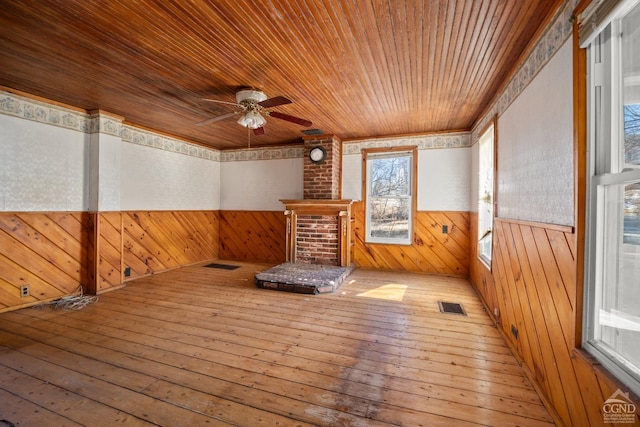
1,89,90,132
494,216,575,233
220,145,304,162
0,89,221,162
120,124,220,161
343,131,470,154
2,88,476,161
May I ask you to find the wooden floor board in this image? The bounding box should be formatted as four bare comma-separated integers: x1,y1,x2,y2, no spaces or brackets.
0,261,554,426
94,293,517,365
110,282,504,342
101,276,510,356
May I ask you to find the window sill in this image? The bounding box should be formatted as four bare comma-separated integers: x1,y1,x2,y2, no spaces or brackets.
573,347,640,400
365,240,412,246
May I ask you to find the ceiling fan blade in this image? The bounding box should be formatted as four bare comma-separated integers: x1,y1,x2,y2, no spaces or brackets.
253,127,265,136
258,96,292,108
202,98,239,106
195,111,239,126
267,111,312,127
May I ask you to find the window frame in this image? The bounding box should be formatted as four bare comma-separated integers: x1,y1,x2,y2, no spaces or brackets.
362,146,417,245
583,0,640,397
477,118,497,269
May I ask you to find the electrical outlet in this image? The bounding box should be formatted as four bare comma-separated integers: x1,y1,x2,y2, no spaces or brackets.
442,225,448,234
511,324,519,339
20,285,30,298
124,267,131,277
494,307,499,317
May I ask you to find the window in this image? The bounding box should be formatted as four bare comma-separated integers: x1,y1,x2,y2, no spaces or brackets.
583,0,640,396
478,121,495,267
364,148,415,244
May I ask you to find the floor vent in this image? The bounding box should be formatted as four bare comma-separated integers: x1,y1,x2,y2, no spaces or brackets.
203,263,240,270
438,301,467,316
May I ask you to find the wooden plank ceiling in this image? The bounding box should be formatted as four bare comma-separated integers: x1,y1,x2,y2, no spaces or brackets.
0,0,562,150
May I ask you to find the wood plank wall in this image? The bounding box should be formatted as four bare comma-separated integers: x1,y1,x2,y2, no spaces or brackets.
0,211,219,312
93,213,123,294
469,214,640,426
218,210,286,263
0,212,91,312
122,211,219,279
352,202,469,276
216,207,470,277
469,213,498,317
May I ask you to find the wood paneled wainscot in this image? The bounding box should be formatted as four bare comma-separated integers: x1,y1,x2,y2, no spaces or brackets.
469,216,640,426
218,210,286,263
0,210,220,312
352,201,470,276
122,211,219,280
86,212,123,294
93,210,220,293
0,212,92,312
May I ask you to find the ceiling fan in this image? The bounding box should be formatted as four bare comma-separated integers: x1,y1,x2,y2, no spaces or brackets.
197,88,312,135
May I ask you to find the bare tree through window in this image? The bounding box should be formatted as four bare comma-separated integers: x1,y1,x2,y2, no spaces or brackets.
366,152,412,243
625,104,640,164
624,104,640,244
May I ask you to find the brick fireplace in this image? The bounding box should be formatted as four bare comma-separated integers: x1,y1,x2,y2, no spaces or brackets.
280,134,353,267
256,134,353,294
280,198,353,266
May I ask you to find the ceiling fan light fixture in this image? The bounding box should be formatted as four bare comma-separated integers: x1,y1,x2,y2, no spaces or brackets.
237,110,266,129
235,89,268,104
198,88,311,132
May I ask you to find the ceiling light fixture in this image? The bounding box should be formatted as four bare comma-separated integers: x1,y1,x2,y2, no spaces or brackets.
237,109,266,129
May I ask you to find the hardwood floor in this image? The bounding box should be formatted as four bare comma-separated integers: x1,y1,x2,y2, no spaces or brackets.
0,262,554,426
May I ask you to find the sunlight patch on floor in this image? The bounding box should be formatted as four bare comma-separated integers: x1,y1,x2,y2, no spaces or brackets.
356,284,408,301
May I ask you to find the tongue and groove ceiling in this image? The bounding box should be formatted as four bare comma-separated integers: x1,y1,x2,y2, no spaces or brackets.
0,0,562,150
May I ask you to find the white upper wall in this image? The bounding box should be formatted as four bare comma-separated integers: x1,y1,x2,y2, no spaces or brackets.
342,133,471,211
0,114,89,211
417,147,471,211
89,132,123,211
121,142,220,211
469,142,479,213
0,91,221,212
341,153,362,201
220,155,303,211
497,39,573,225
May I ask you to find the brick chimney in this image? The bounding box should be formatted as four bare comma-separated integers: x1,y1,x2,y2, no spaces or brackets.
280,135,352,267
303,134,341,200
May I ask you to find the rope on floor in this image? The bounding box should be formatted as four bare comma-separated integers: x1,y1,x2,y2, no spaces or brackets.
35,286,99,310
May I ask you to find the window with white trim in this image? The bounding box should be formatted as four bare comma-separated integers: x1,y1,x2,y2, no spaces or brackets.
582,0,640,396
478,122,495,267
365,149,414,245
